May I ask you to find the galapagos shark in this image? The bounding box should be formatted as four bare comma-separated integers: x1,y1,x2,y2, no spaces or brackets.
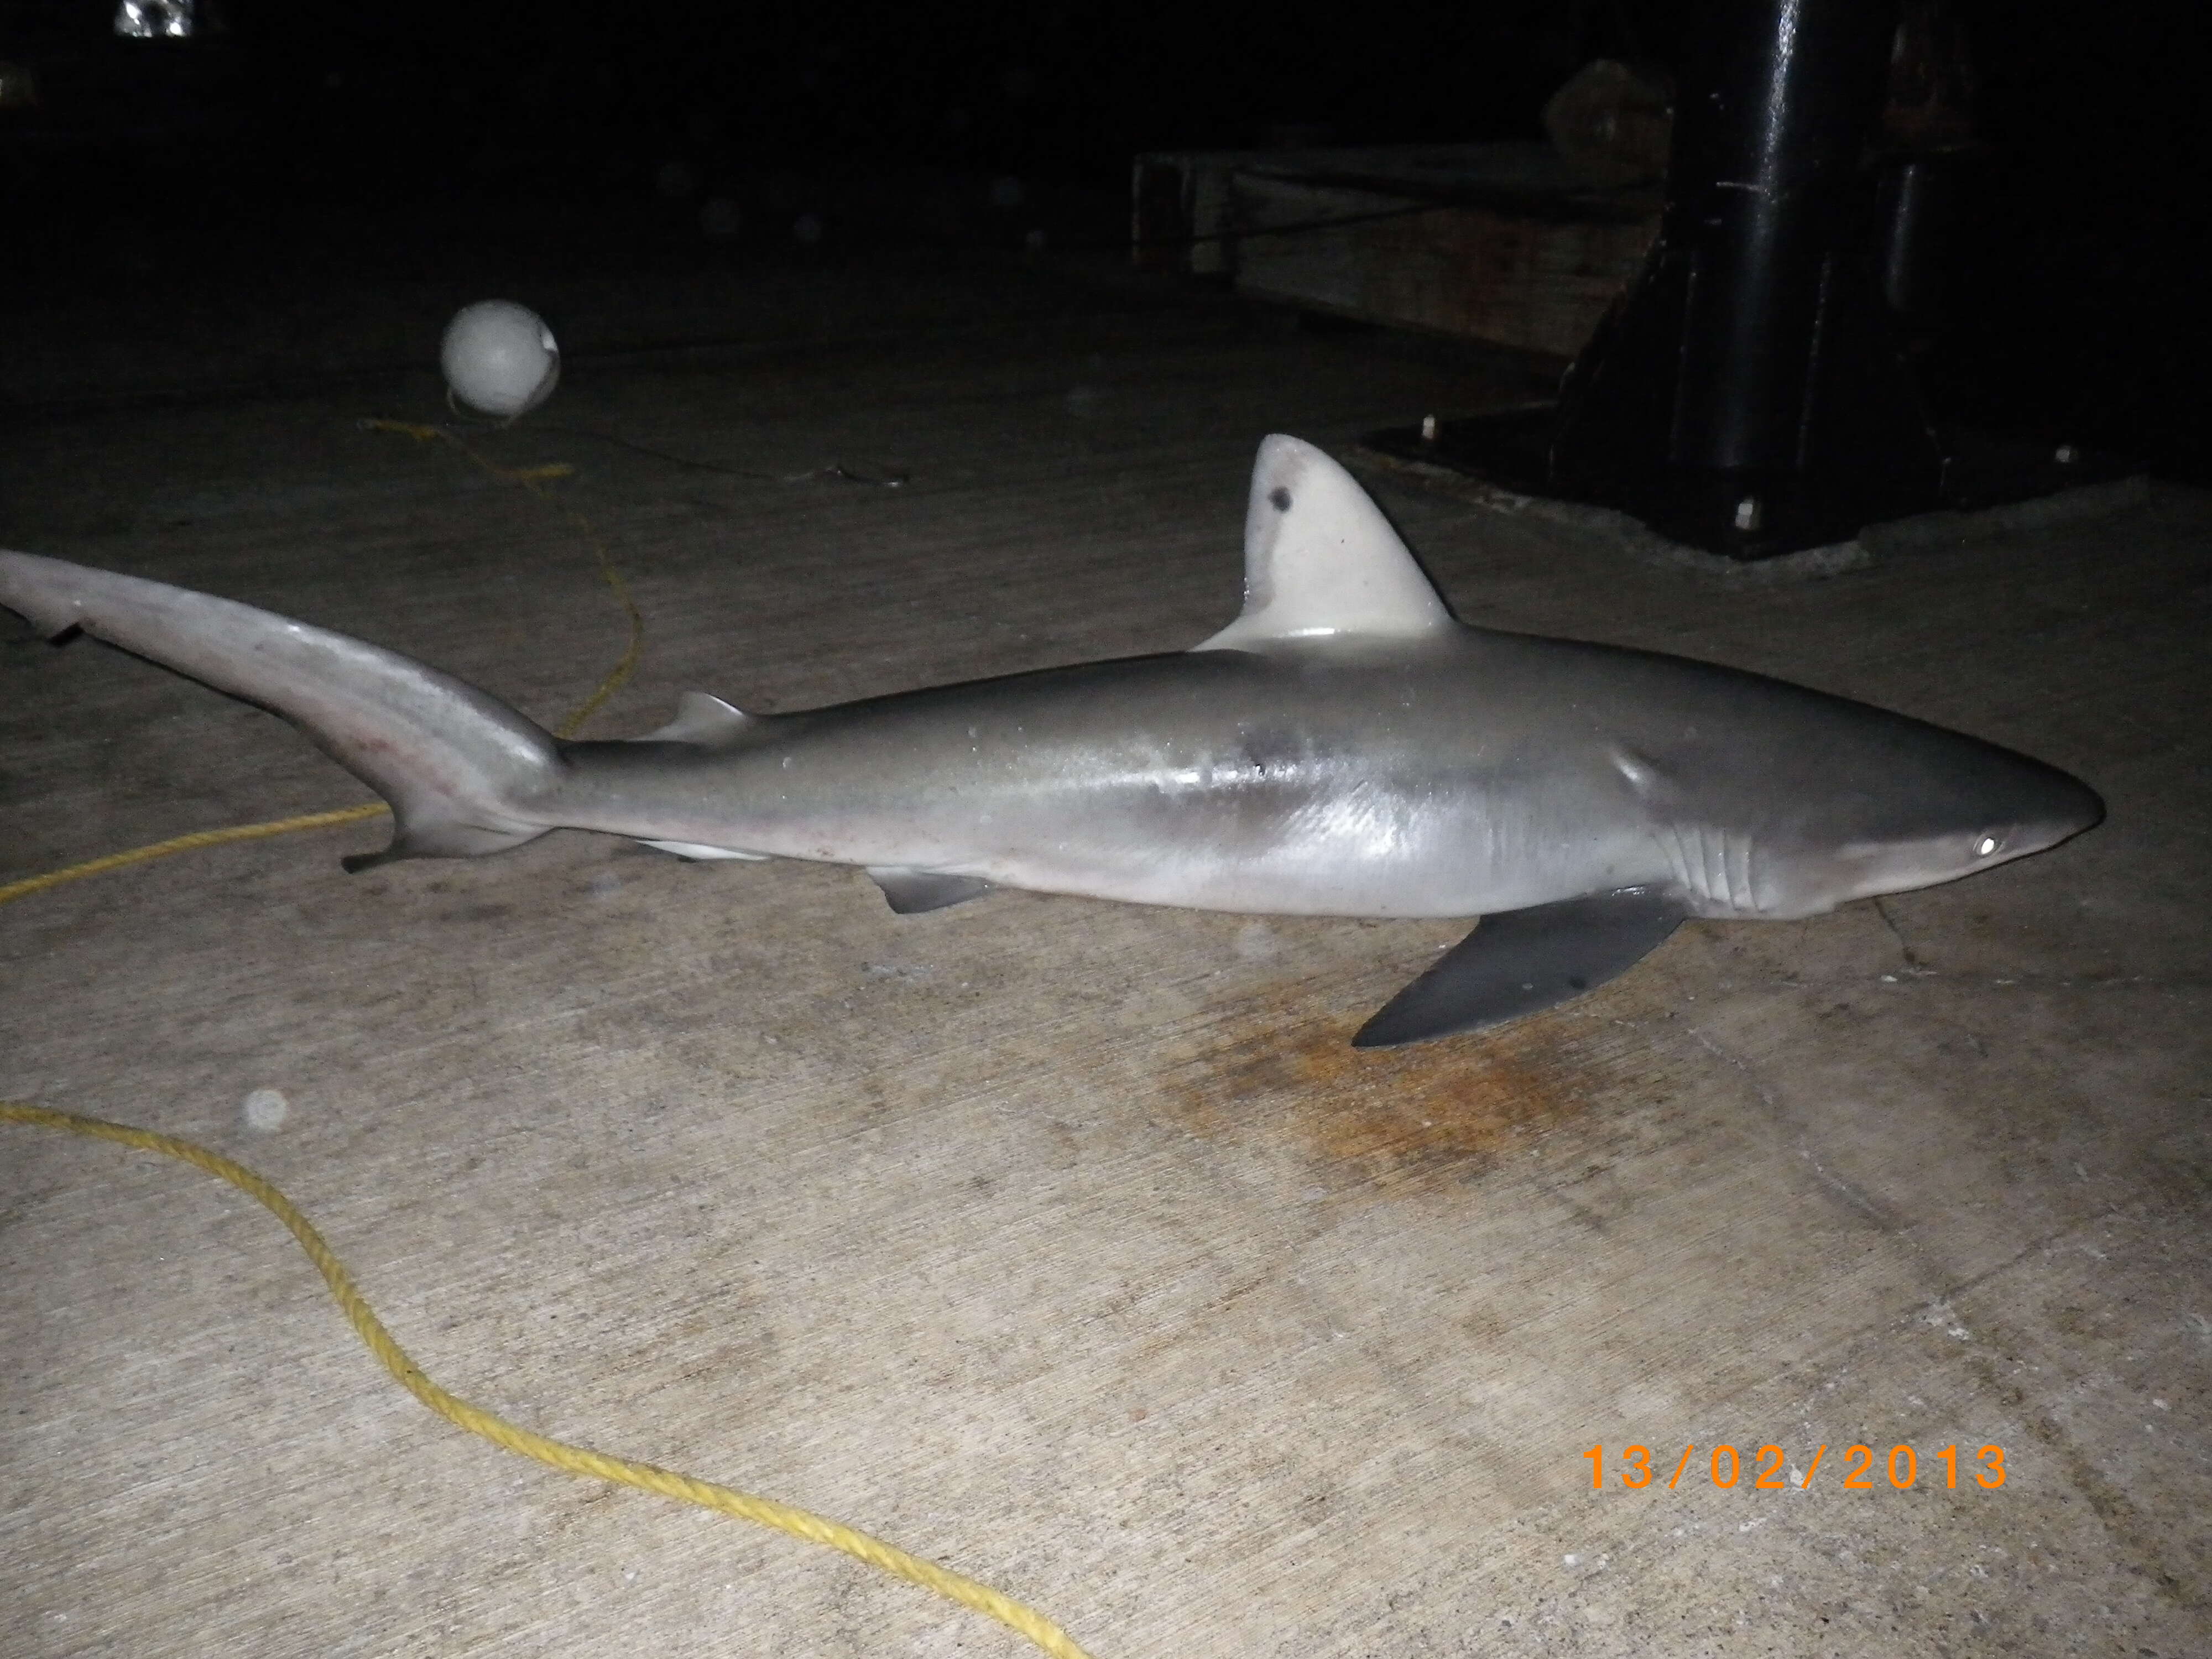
0,436,2101,1045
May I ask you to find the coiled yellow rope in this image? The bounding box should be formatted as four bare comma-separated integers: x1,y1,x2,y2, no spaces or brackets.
0,1101,1094,1659
2,426,1103,1655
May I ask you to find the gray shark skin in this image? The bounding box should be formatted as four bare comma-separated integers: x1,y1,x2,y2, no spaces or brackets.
0,436,2103,1045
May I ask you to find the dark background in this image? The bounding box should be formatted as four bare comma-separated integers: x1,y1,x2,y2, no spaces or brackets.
4,0,2205,484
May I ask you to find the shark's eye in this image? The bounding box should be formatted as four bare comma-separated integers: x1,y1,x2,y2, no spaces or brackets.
1974,833,2002,857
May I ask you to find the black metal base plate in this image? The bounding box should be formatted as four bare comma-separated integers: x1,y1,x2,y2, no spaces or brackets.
1365,406,2136,560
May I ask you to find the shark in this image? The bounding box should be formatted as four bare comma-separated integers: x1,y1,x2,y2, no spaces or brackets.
0,436,2102,1045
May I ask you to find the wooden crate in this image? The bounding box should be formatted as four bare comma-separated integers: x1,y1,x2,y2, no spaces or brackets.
1133,142,1662,359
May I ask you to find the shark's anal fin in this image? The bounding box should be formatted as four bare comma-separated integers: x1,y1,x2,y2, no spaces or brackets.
867,867,995,914
1352,888,1685,1048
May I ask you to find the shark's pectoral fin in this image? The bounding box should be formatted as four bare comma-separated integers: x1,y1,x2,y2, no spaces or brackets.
867,867,996,914
1352,888,1685,1048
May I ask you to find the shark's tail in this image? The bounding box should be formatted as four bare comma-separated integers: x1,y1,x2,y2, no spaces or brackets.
0,550,561,870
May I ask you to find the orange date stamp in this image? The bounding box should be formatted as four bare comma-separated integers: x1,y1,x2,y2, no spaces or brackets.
1585,1443,2007,1490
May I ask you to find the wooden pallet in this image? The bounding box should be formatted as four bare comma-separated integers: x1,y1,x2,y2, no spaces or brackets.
1133,142,1662,359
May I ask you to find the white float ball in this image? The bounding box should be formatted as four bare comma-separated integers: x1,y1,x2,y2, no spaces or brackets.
440,300,560,419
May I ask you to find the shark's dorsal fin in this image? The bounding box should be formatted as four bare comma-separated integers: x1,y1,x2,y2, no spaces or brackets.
1197,435,1455,650
633,691,755,745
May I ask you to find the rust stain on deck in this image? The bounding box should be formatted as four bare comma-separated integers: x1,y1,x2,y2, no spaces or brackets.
1168,987,1627,1192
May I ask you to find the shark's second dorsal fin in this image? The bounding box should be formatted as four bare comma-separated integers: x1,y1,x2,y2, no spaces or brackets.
1197,435,1455,651
633,691,755,746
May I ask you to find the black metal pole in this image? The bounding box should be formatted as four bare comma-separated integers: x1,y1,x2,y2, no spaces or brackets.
1547,0,1944,556
1673,0,1896,469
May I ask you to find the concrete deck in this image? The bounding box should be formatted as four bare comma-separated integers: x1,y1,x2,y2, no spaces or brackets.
3,239,2208,1658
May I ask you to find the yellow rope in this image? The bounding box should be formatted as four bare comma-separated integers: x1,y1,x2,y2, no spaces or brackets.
0,1099,1098,1659
0,804,390,907
349,420,645,740
0,420,643,910
5,427,1106,1653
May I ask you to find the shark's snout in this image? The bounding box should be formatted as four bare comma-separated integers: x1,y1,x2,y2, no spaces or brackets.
1989,755,2104,863
1822,752,2103,911
2044,772,2106,843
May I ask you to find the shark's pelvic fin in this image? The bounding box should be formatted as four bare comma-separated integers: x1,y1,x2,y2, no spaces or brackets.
867,867,997,914
1352,888,1685,1047
639,840,769,861
1197,434,1457,650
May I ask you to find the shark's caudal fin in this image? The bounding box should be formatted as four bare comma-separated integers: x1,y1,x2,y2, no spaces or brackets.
1197,435,1457,650
0,549,561,870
